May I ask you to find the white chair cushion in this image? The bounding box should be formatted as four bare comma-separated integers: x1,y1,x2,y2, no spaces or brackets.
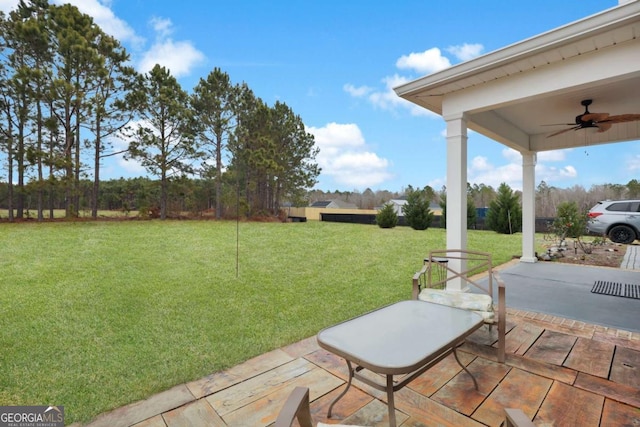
418,289,495,323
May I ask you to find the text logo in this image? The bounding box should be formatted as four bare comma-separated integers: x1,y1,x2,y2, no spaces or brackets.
0,406,64,427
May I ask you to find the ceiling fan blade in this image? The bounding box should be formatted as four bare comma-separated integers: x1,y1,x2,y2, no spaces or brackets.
546,126,580,138
542,123,575,126
581,112,609,122
596,122,612,133
601,113,640,124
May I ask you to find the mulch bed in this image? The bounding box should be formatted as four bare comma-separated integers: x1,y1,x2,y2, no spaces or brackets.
549,242,626,268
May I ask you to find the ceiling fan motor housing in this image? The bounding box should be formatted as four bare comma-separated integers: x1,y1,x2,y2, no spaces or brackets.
576,99,596,127
576,115,597,127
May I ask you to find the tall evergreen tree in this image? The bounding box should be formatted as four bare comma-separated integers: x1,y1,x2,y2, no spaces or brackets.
123,64,200,220
85,32,136,218
0,1,47,219
402,185,433,230
486,182,522,234
269,101,319,214
47,2,104,217
15,0,52,221
191,68,238,219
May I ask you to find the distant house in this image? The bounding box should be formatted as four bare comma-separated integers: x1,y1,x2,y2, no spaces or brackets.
386,199,408,216
382,199,442,216
310,200,358,209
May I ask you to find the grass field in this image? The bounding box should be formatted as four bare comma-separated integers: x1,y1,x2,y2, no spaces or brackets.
0,220,522,424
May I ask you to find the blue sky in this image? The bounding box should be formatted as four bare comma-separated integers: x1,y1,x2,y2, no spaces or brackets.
2,0,638,193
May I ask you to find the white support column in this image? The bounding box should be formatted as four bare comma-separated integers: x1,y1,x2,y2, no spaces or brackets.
445,113,468,291
521,152,538,263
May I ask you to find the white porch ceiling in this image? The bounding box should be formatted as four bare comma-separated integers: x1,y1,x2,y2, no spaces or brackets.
394,1,640,154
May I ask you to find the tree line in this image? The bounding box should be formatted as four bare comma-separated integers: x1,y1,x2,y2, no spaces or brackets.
374,179,640,237
0,0,320,221
2,2,639,223
2,172,639,222
308,179,640,218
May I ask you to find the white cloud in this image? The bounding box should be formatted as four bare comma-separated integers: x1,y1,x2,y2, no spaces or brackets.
347,74,437,118
347,44,484,117
150,16,173,38
368,75,410,111
470,159,522,190
396,47,451,74
465,147,580,191
343,84,373,97
136,17,205,77
138,39,205,77
626,154,640,172
10,0,206,79
306,123,393,189
470,156,493,172
536,164,578,183
446,43,484,61
502,148,521,163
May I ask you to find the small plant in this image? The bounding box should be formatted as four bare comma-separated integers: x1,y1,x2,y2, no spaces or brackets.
376,202,398,228
553,201,590,253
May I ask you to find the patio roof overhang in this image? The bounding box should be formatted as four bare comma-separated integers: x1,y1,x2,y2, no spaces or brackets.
393,0,640,270
394,0,640,153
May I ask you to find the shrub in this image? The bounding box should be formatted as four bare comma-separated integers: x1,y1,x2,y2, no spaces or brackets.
486,183,522,234
376,203,398,228
553,201,587,239
402,186,434,230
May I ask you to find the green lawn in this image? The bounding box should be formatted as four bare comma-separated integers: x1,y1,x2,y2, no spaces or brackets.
0,220,522,424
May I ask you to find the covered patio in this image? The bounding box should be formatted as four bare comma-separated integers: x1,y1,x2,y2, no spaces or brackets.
394,0,640,289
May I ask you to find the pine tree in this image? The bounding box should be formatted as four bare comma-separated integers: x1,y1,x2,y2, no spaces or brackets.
123,64,201,219
191,68,239,219
402,185,433,230
486,183,522,234
376,203,398,228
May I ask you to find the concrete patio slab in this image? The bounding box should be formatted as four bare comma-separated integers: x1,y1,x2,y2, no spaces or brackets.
495,261,640,333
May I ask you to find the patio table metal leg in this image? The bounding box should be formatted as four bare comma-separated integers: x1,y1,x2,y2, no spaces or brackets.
454,346,478,390
327,360,354,418
386,375,397,427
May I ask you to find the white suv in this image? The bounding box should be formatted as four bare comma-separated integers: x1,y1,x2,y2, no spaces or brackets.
587,200,640,244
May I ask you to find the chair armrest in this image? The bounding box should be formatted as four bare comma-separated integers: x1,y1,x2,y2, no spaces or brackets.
495,271,506,363
504,408,535,427
275,387,313,427
412,264,429,299
495,271,506,317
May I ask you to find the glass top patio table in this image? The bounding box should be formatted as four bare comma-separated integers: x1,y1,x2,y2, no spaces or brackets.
316,300,484,426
